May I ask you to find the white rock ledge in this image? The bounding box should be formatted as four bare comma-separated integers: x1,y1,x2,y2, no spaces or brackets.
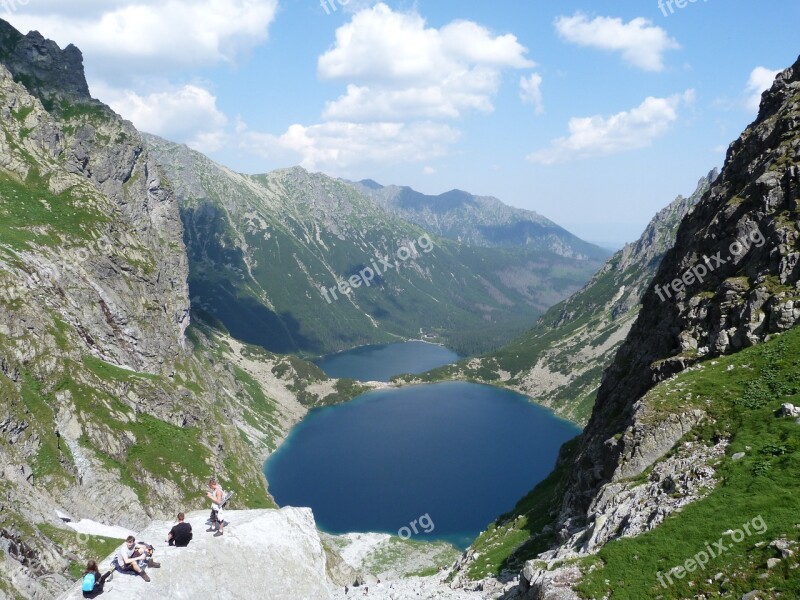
57,507,334,600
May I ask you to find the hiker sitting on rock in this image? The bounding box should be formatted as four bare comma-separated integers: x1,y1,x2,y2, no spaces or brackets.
81,560,112,598
166,512,193,547
206,478,226,537
116,536,157,582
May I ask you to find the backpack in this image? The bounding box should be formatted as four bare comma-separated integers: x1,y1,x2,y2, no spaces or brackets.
220,490,234,509
81,572,96,592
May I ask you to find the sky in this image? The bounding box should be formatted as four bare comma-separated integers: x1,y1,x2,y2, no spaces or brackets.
3,0,799,247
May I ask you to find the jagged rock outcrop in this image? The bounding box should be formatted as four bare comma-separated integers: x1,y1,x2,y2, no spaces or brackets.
0,19,93,106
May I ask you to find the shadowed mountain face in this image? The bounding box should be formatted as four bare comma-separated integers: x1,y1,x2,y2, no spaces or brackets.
145,135,606,356
354,180,610,262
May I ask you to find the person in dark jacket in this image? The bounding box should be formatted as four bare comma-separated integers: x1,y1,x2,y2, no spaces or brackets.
166,512,193,547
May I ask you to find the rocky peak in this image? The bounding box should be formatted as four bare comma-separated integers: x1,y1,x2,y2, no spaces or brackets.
0,18,93,109
619,169,719,273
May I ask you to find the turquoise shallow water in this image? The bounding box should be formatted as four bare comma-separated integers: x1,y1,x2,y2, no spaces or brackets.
267,345,580,549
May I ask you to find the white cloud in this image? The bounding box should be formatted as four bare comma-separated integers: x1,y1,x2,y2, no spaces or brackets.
3,2,278,157
423,166,437,175
238,120,460,171
745,66,780,112
316,3,534,121
96,83,229,153
237,3,533,171
4,0,279,82
554,12,679,71
528,90,694,165
520,73,544,115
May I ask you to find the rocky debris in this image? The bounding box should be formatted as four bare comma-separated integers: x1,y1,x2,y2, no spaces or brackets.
323,531,460,582
778,402,800,417
558,439,725,557
58,509,336,600
511,564,581,600
769,538,796,559
508,435,726,596
328,577,485,600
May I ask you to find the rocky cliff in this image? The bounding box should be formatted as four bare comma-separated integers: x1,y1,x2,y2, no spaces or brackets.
0,20,92,108
0,21,369,599
567,53,800,523
502,54,800,599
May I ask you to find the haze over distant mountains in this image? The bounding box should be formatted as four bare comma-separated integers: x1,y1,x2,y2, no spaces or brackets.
352,179,610,261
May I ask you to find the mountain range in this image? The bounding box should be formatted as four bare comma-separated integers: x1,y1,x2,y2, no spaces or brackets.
352,180,609,260
404,169,718,424
2,15,799,600
143,135,607,357
0,18,604,598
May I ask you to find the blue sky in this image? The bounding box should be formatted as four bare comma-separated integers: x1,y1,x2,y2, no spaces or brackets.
5,0,799,245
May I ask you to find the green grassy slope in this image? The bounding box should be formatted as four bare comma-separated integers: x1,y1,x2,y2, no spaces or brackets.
468,325,800,598
571,326,800,599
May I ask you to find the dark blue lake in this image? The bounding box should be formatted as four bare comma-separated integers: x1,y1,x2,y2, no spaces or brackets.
265,374,580,548
313,341,459,382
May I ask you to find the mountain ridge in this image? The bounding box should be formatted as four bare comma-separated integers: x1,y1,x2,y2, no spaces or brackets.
352,179,609,261
144,133,605,357
464,53,800,599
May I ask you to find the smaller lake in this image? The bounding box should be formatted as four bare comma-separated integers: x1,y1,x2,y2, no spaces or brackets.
314,341,459,382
